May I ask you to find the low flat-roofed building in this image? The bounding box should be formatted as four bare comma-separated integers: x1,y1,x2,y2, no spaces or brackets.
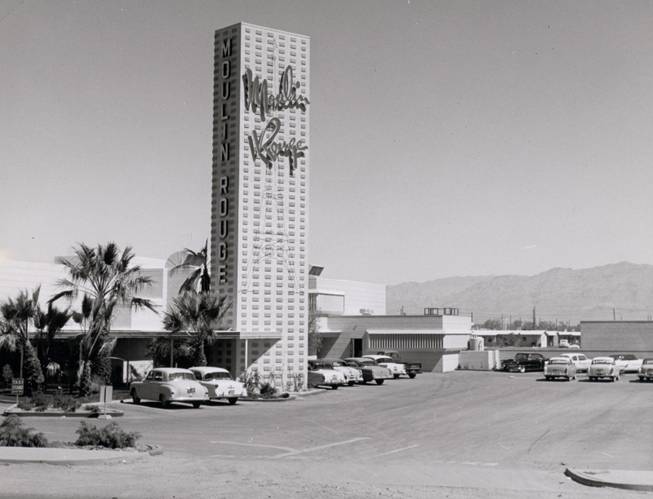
580,320,653,358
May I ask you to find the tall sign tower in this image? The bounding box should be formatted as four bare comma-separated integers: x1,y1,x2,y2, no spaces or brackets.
211,23,310,388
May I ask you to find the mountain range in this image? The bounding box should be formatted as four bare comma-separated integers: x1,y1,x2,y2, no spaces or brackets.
386,262,653,324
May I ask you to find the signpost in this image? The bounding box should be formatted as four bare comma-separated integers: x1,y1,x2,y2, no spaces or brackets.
98,385,113,419
11,378,24,405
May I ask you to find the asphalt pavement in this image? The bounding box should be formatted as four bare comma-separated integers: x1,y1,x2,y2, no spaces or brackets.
2,370,652,498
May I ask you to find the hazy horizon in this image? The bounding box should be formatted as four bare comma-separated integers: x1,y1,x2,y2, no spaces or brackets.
2,1,653,285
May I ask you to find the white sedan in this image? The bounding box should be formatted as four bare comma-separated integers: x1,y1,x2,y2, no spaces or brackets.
189,366,247,405
588,357,620,382
610,354,643,374
363,355,407,379
130,368,209,407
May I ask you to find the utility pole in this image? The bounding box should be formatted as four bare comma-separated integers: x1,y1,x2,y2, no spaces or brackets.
613,307,616,321
532,306,536,329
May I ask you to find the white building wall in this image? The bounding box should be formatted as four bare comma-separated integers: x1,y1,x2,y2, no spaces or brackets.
310,276,386,315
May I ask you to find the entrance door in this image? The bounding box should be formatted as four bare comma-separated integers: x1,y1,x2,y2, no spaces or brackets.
352,339,362,357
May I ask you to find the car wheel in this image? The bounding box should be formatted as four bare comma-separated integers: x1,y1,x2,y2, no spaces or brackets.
332,385,338,390
518,366,526,373
159,394,170,407
228,398,238,405
408,373,416,379
375,379,384,385
393,374,400,379
348,381,355,386
192,401,201,408
130,389,140,404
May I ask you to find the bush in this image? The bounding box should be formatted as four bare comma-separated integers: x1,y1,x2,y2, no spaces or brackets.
52,392,81,412
74,421,140,449
17,397,35,411
0,415,48,447
30,391,51,411
259,382,278,398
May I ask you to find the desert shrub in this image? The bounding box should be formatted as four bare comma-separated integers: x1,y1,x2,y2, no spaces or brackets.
0,415,48,447
259,382,277,398
30,391,51,411
52,392,81,412
17,398,35,411
74,421,140,449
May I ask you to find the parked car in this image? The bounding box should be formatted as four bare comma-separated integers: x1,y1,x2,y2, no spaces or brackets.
558,353,591,373
638,359,653,381
189,366,246,405
544,357,576,381
374,350,421,378
320,359,363,386
307,360,346,389
588,357,620,382
610,354,643,373
363,354,407,379
130,368,209,408
343,357,393,385
501,353,547,373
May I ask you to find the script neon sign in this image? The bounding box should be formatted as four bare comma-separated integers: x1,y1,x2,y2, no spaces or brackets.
242,65,309,175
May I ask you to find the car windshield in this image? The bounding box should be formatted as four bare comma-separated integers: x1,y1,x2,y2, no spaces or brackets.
549,359,568,365
203,371,232,380
592,359,612,365
643,359,653,365
168,372,195,381
358,360,374,366
376,357,393,363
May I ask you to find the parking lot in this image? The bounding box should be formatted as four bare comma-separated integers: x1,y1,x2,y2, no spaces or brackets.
2,370,652,498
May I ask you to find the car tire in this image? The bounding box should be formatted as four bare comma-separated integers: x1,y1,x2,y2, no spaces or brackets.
332,385,338,390
131,390,140,404
375,379,384,385
393,374,400,379
192,401,201,408
348,381,355,386
159,394,170,407
228,398,238,405
518,366,526,373
408,373,417,379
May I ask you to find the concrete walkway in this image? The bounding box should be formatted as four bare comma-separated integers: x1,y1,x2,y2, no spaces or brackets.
566,468,653,492
0,446,145,465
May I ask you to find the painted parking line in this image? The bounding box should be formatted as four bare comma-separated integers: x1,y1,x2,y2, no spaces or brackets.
272,437,370,459
376,444,419,457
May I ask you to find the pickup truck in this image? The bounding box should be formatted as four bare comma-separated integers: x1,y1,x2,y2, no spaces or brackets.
501,352,547,373
373,350,422,379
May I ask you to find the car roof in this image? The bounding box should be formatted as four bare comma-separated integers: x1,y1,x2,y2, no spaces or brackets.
549,357,572,362
592,356,614,362
188,366,229,374
151,367,193,374
343,357,370,362
363,354,391,360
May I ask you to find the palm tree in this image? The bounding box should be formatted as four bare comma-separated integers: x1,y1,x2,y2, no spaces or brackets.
169,240,211,294
0,288,41,382
51,242,155,395
33,303,71,381
162,292,228,366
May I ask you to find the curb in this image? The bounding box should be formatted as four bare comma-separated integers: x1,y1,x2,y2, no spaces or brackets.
565,468,653,492
295,389,330,397
0,449,147,466
3,403,124,418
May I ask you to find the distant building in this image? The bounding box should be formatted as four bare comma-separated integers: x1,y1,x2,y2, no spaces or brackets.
309,269,471,372
580,321,653,357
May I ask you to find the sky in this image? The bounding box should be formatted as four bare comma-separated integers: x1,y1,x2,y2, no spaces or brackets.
1,0,653,285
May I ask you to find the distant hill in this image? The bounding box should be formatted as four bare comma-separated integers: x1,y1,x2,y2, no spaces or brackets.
386,262,653,324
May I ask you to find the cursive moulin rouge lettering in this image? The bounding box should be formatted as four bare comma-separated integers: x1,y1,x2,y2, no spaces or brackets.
243,66,310,121
247,118,307,175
